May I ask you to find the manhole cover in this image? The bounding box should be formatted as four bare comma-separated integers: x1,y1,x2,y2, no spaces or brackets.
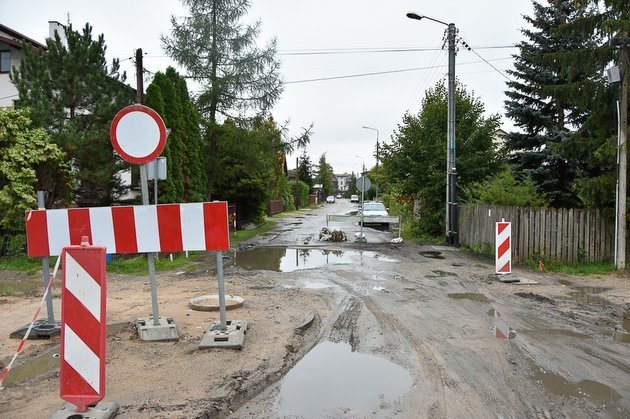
188,295,245,312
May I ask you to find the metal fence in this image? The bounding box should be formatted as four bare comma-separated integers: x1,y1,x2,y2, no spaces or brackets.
459,204,614,263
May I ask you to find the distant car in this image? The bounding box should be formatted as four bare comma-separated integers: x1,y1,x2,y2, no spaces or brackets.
336,193,342,199
350,194,359,203
360,202,389,217
326,195,336,203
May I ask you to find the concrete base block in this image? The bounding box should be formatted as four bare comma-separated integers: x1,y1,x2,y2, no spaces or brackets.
136,316,179,342
10,319,61,339
488,273,520,283
49,401,119,419
199,319,247,349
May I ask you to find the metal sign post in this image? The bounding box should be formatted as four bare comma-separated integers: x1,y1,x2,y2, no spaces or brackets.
355,176,371,243
110,104,178,341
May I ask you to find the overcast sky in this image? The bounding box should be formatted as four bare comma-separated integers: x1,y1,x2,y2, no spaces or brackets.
4,0,534,175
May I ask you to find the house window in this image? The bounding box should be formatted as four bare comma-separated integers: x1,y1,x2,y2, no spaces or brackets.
0,51,10,73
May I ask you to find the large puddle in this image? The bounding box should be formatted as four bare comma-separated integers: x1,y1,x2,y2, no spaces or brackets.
276,341,413,417
233,248,395,272
528,358,621,405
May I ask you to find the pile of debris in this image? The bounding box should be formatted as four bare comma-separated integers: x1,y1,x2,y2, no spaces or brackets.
319,227,347,242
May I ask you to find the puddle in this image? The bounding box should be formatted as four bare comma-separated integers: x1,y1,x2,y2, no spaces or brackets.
1,346,61,386
521,328,592,340
419,251,444,259
568,291,610,306
612,312,630,343
430,270,457,277
611,331,630,343
234,248,391,272
528,358,621,404
573,286,609,294
3,322,128,386
276,341,413,417
448,293,490,303
302,281,333,289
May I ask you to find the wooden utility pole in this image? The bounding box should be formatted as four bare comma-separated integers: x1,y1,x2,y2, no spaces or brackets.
136,48,143,104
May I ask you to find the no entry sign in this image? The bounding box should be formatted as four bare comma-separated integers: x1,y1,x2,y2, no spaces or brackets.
110,105,167,164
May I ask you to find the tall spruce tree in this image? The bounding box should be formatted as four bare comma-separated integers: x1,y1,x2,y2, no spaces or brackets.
550,0,629,208
163,0,283,198
11,23,134,206
504,1,600,207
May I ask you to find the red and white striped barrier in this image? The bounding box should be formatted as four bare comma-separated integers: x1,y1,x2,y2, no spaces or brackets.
495,221,511,274
25,202,230,257
60,238,107,413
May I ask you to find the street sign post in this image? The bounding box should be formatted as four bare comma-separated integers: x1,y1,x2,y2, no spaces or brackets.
355,176,371,243
110,104,174,340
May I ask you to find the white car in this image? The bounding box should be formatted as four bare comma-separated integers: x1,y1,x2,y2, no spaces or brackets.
350,194,359,203
359,202,389,217
326,195,336,203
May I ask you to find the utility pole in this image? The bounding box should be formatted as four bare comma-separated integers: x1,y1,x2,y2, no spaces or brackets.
446,23,458,246
616,32,628,270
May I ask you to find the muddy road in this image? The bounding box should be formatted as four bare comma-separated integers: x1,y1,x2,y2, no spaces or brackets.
1,200,629,418
232,199,630,418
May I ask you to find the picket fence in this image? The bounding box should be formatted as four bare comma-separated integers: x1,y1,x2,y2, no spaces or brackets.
458,204,615,263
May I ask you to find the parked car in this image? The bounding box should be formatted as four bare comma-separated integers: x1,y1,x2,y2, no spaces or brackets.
350,194,359,203
326,195,336,203
359,202,389,217
336,193,342,199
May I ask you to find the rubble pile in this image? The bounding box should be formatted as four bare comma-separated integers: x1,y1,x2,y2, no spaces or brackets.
319,227,348,242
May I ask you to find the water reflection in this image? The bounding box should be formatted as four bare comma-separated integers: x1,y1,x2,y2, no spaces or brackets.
277,341,413,417
234,248,387,272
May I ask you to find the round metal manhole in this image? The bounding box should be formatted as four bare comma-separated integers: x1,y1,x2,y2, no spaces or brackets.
188,295,245,312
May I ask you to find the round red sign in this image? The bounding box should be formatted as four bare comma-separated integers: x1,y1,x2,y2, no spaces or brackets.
110,105,167,164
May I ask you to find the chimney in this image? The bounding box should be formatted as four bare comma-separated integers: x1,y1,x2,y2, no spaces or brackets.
48,21,67,46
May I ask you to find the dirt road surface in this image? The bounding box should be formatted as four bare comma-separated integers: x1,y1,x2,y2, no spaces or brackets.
1,199,629,418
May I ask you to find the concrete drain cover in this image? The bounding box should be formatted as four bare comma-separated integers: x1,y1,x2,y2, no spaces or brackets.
188,294,245,312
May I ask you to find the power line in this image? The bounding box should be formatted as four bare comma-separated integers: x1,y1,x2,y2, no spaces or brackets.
284,57,512,85
277,45,517,56
460,39,512,81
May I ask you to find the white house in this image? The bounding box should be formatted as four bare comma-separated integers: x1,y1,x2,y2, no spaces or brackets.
0,22,69,108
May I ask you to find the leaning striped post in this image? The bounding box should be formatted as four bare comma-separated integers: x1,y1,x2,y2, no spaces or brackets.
60,236,108,413
496,219,511,274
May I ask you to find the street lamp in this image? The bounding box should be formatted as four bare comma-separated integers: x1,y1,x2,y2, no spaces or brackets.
406,11,458,245
362,126,380,201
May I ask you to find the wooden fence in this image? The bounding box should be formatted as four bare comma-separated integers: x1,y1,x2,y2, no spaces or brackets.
458,205,615,263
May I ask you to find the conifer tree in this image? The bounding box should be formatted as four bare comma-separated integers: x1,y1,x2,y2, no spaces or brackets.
504,1,599,207
11,23,134,206
144,71,185,203
163,0,283,197
551,0,629,208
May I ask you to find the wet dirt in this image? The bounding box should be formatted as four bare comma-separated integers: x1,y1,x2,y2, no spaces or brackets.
1,201,630,418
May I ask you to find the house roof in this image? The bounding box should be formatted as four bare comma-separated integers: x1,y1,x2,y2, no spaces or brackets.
0,23,47,50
